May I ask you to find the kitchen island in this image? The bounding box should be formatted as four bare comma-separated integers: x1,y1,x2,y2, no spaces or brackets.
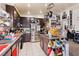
40,34,69,56
0,33,23,56
40,34,49,55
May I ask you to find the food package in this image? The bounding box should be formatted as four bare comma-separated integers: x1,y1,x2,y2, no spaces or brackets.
54,47,63,56
49,28,59,36
1,32,7,37
5,34,12,40
56,41,62,47
48,48,52,56
48,41,53,48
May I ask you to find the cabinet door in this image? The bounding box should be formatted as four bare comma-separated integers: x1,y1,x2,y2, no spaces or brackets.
43,36,48,55
44,42,48,55
40,35,44,49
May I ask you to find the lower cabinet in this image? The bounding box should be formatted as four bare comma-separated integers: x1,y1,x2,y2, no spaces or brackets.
43,41,48,55
40,36,44,49
40,34,48,55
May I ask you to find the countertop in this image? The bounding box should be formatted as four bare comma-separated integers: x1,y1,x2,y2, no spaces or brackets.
0,33,23,56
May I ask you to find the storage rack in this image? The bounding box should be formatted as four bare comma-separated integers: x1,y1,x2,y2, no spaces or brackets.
47,14,67,56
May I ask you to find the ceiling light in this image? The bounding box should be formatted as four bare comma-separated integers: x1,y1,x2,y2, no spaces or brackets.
45,4,48,7
27,11,30,15
27,3,31,7
40,10,43,14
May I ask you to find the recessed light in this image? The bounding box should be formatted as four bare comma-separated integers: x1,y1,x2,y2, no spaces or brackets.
27,11,30,15
40,10,43,14
27,3,31,7
45,4,48,7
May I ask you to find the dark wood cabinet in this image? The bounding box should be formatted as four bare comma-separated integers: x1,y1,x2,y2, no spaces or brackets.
40,34,48,55
22,33,31,42
25,33,31,42
20,17,31,42
20,17,31,28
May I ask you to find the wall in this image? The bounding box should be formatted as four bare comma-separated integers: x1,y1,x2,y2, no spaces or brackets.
59,4,79,31
0,3,6,10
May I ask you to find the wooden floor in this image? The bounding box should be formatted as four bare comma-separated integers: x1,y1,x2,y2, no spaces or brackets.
69,40,79,56
19,42,46,56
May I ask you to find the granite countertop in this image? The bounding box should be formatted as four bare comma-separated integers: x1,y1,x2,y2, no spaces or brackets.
0,33,23,56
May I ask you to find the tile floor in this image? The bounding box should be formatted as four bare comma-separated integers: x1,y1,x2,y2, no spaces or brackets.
19,42,46,56
69,40,79,56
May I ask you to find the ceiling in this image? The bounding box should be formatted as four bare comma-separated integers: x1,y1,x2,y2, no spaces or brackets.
8,3,76,17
